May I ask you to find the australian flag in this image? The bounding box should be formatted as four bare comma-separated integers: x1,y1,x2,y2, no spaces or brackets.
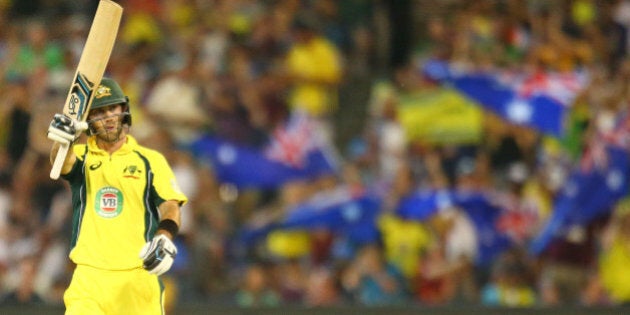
190,111,339,189
529,113,630,255
280,188,382,244
396,189,514,267
422,60,588,137
236,188,382,246
529,146,630,255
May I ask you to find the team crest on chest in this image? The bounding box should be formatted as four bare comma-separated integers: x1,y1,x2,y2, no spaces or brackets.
95,186,123,218
123,165,142,179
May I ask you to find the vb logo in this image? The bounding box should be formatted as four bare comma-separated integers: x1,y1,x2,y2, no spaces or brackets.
94,186,123,218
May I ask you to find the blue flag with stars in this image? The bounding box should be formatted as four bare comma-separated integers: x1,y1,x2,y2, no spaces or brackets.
189,112,338,189
396,189,514,267
422,60,588,137
235,189,382,247
529,145,630,255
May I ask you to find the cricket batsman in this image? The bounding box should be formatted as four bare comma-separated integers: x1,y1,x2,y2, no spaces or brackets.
47,77,188,314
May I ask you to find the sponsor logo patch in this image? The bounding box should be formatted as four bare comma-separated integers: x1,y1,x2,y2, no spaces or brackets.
95,186,123,218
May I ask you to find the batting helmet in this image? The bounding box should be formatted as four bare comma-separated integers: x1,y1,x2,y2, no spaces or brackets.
90,77,132,126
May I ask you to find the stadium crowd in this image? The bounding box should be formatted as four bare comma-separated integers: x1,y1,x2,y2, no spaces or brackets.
2,0,630,311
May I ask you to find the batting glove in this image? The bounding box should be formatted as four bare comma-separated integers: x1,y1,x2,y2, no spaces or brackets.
47,114,88,145
139,234,177,276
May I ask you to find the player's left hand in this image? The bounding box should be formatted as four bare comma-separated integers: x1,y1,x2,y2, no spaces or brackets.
139,234,177,276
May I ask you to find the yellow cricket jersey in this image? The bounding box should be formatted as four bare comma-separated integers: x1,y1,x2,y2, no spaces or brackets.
62,135,187,271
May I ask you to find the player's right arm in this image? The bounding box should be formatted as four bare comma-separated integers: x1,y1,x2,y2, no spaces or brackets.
48,114,87,175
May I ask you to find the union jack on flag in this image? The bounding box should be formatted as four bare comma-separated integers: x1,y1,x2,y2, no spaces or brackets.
508,70,588,106
600,109,630,149
265,111,321,168
581,107,630,172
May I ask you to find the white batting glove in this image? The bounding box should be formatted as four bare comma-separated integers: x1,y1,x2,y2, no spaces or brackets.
139,234,177,276
47,114,89,145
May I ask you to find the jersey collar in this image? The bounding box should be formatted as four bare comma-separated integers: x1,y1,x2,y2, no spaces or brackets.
87,135,139,156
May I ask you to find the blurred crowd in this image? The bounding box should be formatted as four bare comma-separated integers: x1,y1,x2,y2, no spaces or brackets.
2,0,630,311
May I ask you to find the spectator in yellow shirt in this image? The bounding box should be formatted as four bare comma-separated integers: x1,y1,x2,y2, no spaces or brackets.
283,17,343,142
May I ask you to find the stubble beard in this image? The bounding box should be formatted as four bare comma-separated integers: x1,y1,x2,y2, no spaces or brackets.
95,122,127,144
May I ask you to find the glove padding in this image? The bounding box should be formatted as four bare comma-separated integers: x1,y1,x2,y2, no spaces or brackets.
47,114,88,145
139,234,177,276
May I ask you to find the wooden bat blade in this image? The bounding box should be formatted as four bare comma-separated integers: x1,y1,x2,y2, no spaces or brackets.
50,0,123,180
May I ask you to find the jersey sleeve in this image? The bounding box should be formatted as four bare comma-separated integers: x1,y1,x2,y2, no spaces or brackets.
62,144,87,182
149,152,188,208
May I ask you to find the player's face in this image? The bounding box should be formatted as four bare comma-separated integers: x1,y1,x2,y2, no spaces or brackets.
88,104,125,142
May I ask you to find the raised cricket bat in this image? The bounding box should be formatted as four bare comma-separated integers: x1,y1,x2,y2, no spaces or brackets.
50,0,123,179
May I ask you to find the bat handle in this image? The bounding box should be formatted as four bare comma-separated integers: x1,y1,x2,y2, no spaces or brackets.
50,142,70,180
